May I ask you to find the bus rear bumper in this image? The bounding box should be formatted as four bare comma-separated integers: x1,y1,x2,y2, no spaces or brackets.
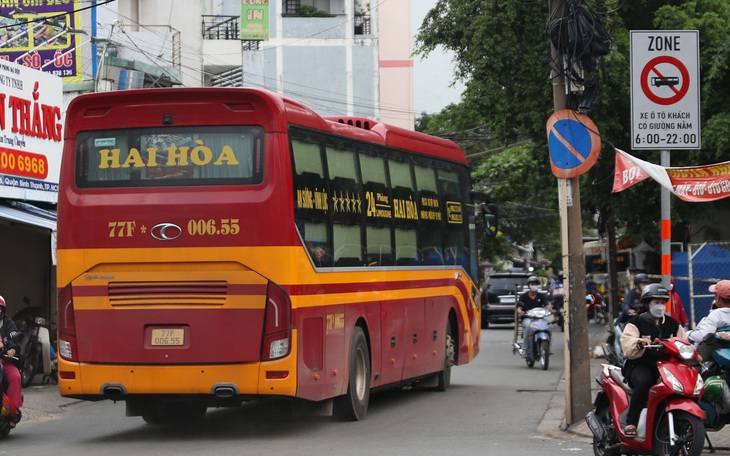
58,360,298,400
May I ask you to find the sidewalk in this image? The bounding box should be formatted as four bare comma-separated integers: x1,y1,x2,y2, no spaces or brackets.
20,380,81,423
540,324,730,452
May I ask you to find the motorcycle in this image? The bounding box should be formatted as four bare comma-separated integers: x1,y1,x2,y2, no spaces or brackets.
13,302,57,387
0,334,23,437
602,317,626,368
512,306,552,370
587,292,609,325
586,337,706,456
696,328,730,451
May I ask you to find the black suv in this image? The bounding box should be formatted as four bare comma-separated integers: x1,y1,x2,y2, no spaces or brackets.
481,271,534,328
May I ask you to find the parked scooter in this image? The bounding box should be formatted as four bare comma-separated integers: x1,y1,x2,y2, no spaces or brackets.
513,306,552,370
586,337,706,456
13,300,57,387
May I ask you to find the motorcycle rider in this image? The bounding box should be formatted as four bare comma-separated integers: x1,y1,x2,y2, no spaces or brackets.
620,283,687,436
619,273,651,324
0,296,22,417
687,279,730,345
516,276,551,360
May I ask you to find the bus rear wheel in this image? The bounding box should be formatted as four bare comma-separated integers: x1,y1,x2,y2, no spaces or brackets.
436,322,455,391
333,326,370,421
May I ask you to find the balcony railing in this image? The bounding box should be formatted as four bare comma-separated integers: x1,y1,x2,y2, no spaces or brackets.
202,15,240,40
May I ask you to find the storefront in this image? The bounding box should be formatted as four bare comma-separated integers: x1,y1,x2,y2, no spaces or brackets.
0,202,56,320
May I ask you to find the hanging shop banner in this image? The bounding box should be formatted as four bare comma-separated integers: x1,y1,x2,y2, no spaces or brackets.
0,59,63,203
613,148,730,202
241,0,269,41
0,1,83,82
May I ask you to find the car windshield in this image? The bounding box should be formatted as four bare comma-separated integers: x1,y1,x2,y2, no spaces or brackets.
488,277,530,295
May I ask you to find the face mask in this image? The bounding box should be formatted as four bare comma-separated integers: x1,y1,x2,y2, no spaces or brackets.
529,285,539,292
650,304,666,318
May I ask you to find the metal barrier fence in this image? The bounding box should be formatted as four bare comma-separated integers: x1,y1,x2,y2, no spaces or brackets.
673,241,730,328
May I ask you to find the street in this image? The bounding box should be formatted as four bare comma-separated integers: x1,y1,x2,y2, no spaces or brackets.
11,321,730,455
3,323,601,455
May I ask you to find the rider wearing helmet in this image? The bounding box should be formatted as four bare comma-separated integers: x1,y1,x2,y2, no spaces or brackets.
516,275,551,361
0,296,22,420
619,273,651,324
619,283,687,437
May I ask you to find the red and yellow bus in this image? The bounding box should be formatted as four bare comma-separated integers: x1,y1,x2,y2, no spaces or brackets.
57,88,493,422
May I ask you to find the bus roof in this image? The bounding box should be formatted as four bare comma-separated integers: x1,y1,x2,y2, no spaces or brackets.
65,87,467,164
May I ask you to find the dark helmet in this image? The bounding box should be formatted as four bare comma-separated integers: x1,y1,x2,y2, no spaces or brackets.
528,275,539,284
634,273,650,285
640,283,670,303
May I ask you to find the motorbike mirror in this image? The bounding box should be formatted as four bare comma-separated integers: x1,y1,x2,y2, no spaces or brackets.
22,297,30,305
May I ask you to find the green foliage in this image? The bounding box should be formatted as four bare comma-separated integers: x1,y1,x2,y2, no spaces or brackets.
415,0,730,262
283,5,332,17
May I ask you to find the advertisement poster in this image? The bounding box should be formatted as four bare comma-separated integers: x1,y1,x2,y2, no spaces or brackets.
0,1,83,82
0,59,63,203
241,0,269,41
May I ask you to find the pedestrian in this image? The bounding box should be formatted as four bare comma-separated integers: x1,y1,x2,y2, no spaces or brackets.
668,277,689,329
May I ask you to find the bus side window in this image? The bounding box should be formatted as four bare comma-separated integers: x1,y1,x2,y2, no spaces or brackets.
422,247,444,265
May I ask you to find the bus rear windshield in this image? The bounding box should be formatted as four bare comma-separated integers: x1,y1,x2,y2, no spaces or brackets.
74,126,264,188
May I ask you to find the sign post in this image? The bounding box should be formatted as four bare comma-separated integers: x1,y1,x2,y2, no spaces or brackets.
631,30,700,295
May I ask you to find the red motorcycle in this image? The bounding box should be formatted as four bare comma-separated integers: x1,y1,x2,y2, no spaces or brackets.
586,337,706,456
586,292,608,325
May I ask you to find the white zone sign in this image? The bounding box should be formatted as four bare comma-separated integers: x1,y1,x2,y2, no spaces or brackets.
631,31,700,150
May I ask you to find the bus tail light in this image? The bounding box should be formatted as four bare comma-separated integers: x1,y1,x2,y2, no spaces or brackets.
261,282,292,361
57,285,78,361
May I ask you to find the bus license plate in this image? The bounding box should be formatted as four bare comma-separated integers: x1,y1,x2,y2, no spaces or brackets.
151,329,184,346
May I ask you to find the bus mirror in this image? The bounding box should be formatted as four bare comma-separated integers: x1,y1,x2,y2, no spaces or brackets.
481,203,498,237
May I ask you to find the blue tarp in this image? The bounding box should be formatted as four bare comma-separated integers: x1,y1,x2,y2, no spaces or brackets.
672,244,730,324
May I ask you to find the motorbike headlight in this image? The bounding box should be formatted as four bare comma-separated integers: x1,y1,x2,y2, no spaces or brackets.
675,341,696,361
662,366,684,393
693,374,704,396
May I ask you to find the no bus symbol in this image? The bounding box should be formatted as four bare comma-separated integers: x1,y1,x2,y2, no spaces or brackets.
640,55,690,106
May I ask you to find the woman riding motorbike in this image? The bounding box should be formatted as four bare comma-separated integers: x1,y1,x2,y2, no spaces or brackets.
619,283,687,437
0,296,22,420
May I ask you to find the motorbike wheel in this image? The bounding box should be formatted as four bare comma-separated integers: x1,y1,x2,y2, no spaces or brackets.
21,350,39,387
592,401,619,456
539,340,550,370
526,354,535,368
654,410,705,456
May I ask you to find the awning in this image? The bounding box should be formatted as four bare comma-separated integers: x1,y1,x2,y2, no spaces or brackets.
0,203,56,232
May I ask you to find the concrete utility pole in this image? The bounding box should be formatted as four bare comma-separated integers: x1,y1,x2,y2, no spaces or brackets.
548,0,592,426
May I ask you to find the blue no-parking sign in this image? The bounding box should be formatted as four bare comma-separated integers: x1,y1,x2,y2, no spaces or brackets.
546,110,601,178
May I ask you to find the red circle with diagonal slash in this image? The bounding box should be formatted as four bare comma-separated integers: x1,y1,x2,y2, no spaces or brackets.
640,55,690,106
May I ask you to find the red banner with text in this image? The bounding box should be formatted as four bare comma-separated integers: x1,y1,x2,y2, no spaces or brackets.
613,148,730,202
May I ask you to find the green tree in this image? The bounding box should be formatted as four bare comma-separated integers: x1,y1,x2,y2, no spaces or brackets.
415,0,730,264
